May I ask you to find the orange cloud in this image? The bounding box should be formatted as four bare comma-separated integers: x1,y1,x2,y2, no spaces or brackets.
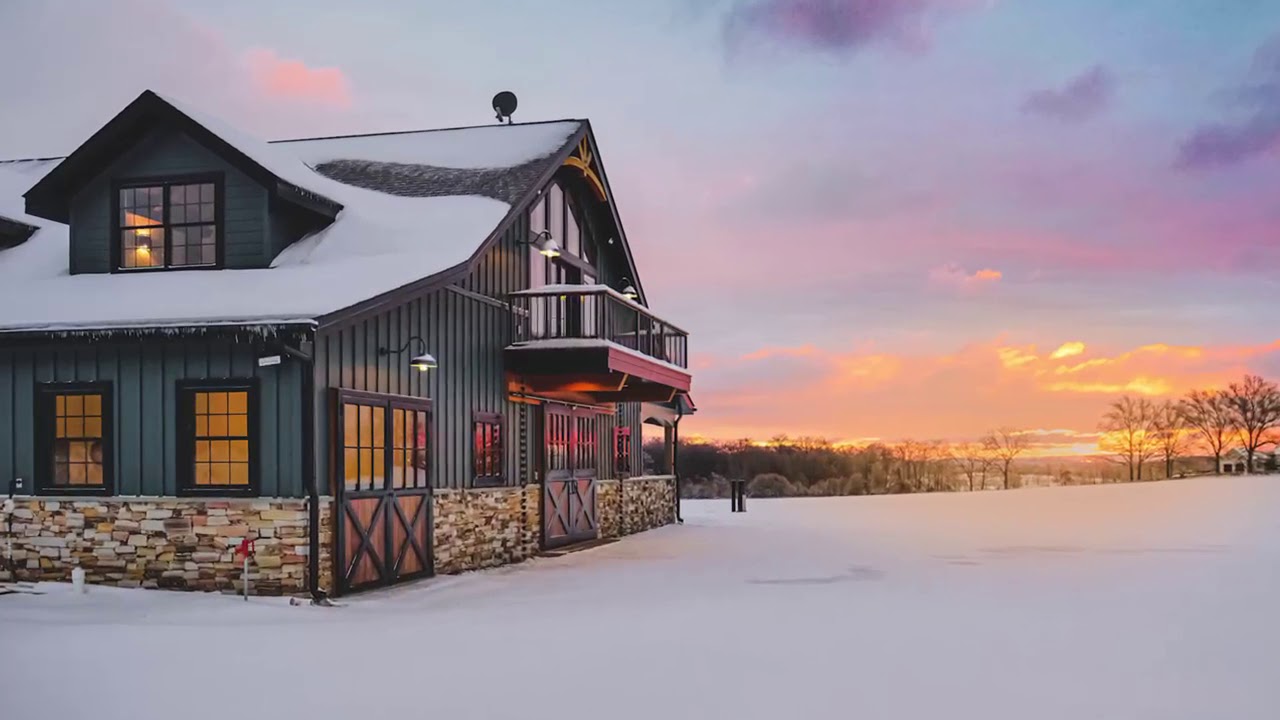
691,337,1280,446
1050,341,1086,359
244,49,351,108
741,344,820,361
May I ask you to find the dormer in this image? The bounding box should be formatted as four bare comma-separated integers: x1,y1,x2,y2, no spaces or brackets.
22,91,340,274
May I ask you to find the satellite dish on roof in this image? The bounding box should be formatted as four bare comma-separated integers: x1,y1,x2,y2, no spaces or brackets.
493,91,518,124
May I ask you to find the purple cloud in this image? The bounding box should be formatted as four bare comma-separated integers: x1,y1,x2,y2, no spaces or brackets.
1177,36,1280,170
1022,66,1116,122
723,0,944,56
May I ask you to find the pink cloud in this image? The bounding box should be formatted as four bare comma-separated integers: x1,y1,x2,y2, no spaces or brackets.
929,263,1002,291
244,49,352,108
1022,65,1116,122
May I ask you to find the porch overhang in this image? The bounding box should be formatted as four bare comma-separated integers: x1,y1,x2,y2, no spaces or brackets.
505,341,691,404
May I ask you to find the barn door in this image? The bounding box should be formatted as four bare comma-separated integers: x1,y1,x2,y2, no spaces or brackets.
542,404,598,548
334,391,433,595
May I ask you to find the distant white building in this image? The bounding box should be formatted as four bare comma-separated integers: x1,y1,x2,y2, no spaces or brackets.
1218,448,1275,474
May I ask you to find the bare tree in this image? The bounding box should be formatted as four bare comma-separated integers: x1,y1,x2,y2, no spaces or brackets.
1224,374,1280,473
1099,396,1159,481
1150,399,1189,479
982,428,1028,490
949,442,992,492
1178,389,1235,471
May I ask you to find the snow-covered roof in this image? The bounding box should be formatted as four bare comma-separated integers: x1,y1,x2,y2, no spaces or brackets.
0,93,584,332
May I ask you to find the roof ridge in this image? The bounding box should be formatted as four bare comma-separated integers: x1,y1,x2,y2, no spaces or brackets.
269,118,586,144
0,119,589,160
0,156,66,164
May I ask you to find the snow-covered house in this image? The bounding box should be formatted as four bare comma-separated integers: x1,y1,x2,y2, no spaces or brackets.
1217,448,1274,474
0,90,693,596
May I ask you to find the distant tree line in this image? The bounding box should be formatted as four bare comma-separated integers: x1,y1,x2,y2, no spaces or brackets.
1097,373,1280,480
644,427,1033,499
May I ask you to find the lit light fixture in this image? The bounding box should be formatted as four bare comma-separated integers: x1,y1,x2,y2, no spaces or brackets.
524,229,561,258
409,353,437,372
619,279,639,301
379,336,437,372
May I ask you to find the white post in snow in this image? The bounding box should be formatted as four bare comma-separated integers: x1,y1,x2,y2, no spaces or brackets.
71,565,86,594
242,554,249,601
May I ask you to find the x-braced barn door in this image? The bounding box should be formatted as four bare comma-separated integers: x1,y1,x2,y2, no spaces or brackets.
335,390,433,595
543,404,598,549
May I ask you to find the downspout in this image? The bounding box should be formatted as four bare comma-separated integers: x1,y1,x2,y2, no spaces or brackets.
673,407,684,524
302,345,321,602
271,334,321,602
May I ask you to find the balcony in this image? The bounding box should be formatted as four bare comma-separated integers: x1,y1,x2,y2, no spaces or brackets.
505,285,691,404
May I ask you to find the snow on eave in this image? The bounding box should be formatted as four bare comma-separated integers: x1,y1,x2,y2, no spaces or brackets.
0,318,318,335
505,337,692,377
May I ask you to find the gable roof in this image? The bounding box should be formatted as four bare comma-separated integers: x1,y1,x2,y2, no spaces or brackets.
24,91,343,223
0,92,587,333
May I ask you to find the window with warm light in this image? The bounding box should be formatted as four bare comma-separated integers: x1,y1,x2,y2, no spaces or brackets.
117,179,219,270
36,383,112,494
179,381,255,494
473,413,503,487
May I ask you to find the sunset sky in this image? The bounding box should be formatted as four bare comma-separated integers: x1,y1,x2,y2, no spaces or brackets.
3,1,1280,453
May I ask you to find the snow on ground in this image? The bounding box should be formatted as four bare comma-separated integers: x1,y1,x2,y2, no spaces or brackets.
3,476,1278,719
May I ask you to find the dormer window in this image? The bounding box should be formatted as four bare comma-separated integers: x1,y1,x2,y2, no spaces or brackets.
115,176,221,270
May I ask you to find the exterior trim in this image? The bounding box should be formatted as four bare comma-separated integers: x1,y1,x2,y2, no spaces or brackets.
33,381,115,496
175,378,261,497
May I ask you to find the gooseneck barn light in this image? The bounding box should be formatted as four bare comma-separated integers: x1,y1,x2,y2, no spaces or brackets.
379,336,437,372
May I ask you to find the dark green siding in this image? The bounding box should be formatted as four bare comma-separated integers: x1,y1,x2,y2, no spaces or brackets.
316,210,644,492
69,127,273,273
0,338,306,497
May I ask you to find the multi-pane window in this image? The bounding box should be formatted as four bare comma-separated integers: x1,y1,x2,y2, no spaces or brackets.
391,406,430,489
180,382,255,493
343,404,386,492
473,413,503,487
341,395,431,493
37,384,111,494
573,415,597,472
614,427,632,477
118,179,218,270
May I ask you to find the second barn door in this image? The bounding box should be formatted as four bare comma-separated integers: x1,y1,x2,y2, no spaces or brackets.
542,404,599,549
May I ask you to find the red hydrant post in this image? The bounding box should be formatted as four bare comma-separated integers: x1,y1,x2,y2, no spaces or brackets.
234,538,256,601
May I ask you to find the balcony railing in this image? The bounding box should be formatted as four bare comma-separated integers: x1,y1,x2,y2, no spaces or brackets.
509,286,689,369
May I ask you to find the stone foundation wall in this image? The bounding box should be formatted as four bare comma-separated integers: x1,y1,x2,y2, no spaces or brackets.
599,476,676,539
432,485,541,574
0,497,333,596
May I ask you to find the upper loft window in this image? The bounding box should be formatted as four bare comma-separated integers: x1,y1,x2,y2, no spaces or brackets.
115,177,220,270
528,182,595,288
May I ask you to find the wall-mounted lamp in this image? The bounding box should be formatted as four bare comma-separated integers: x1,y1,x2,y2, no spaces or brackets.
379,336,437,372
522,229,561,258
619,279,639,301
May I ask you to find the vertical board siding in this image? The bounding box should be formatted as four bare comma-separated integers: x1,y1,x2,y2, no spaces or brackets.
0,338,305,498
316,220,530,492
69,126,272,273
313,201,656,493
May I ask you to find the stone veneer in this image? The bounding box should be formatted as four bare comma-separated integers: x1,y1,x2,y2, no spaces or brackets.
0,497,333,596
432,485,541,574
598,476,677,539
1,477,677,594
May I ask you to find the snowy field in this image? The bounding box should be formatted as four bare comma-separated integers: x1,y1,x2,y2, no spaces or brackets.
3,476,1278,719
